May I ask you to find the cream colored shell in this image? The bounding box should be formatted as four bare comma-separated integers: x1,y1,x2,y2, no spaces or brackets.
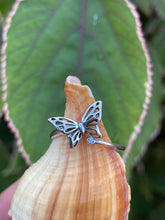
9,76,130,220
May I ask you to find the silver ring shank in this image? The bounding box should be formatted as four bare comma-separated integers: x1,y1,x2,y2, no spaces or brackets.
87,137,125,151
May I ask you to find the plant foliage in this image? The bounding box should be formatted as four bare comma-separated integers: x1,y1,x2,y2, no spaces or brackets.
0,0,164,219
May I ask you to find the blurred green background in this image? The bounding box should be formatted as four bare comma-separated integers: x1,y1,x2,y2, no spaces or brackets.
0,0,165,219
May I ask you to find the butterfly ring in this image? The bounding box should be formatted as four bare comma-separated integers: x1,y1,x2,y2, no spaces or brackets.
48,101,125,151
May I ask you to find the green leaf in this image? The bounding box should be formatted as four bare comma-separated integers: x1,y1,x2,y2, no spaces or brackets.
0,117,27,192
132,0,152,15
0,0,15,19
4,0,149,164
0,142,27,192
153,0,165,20
125,45,163,179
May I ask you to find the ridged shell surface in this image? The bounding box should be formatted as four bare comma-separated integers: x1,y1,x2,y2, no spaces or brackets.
10,76,130,220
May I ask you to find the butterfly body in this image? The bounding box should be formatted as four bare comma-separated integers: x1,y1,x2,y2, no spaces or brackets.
48,101,102,148
78,123,85,134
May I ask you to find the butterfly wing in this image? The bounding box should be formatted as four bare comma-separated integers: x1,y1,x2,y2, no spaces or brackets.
48,117,83,148
85,124,102,138
48,101,102,147
48,117,78,134
68,130,83,148
81,101,102,124
81,101,102,138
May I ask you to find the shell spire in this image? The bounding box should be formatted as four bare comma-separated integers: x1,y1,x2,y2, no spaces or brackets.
9,76,130,220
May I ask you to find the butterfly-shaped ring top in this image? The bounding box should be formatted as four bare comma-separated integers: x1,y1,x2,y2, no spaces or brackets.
48,101,102,148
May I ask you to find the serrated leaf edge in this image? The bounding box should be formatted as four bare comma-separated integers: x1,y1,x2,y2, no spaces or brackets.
1,0,31,165
123,0,153,162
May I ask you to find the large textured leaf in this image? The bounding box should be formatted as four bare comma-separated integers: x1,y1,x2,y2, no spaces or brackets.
124,29,163,178
2,0,151,165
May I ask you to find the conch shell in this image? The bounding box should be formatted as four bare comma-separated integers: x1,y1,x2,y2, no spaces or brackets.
9,76,130,220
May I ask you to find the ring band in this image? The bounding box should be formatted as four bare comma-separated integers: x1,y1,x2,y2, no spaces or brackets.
49,129,59,138
87,137,125,151
50,130,125,151
48,101,125,150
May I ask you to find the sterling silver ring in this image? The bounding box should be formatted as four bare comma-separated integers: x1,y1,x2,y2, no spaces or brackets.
48,101,125,151
87,137,125,151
